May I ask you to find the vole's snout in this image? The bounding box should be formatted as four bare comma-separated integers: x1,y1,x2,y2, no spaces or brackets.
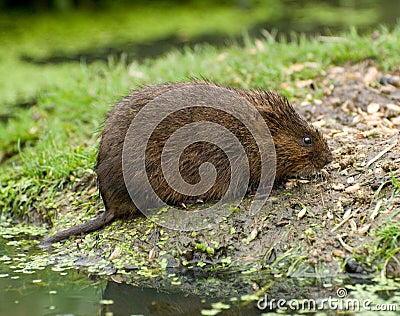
312,142,333,171
319,147,333,168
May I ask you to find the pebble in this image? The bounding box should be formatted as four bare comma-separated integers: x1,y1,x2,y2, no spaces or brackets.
390,90,400,100
332,249,345,258
380,75,400,87
385,103,400,117
332,183,345,191
391,116,400,125
345,183,360,193
364,67,379,85
380,85,395,94
330,97,342,106
367,102,380,114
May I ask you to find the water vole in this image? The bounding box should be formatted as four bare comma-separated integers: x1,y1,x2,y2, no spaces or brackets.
43,81,332,244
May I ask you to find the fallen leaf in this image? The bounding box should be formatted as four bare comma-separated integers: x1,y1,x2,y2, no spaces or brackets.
358,224,371,235
148,247,156,261
297,207,307,220
109,247,122,261
349,219,357,232
111,275,123,283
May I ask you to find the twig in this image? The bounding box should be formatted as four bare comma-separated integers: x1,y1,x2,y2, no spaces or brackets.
336,235,354,252
365,142,398,168
331,214,353,233
370,200,382,221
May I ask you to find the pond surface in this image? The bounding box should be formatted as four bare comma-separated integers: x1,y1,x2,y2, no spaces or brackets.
1,234,399,316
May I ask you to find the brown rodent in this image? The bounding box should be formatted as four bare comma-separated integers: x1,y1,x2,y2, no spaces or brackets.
42,81,332,244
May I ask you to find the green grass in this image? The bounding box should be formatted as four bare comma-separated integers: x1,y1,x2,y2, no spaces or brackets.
371,173,400,261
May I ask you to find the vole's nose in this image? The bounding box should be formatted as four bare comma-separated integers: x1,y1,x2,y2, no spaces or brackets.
317,148,333,169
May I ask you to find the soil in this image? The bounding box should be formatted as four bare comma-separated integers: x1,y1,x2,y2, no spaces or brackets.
45,61,400,285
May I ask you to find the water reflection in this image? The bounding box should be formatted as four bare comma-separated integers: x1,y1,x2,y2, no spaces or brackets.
0,267,104,316
101,282,204,316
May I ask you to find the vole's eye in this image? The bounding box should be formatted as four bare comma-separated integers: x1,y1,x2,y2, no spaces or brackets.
302,136,312,146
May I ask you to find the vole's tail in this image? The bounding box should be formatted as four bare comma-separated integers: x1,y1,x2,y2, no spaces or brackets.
40,211,115,246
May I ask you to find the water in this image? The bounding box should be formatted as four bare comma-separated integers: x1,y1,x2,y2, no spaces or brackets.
2,234,399,316
0,268,102,316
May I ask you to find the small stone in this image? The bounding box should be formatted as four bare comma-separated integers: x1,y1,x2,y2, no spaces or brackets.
296,79,314,88
313,120,326,128
385,103,400,118
380,85,395,94
332,249,345,258
390,76,400,87
285,63,305,74
391,116,400,125
300,101,311,106
330,66,345,74
364,67,379,85
391,90,400,100
87,187,97,196
330,97,341,106
379,76,391,85
380,75,400,87
367,103,380,114
345,183,360,194
332,183,345,191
